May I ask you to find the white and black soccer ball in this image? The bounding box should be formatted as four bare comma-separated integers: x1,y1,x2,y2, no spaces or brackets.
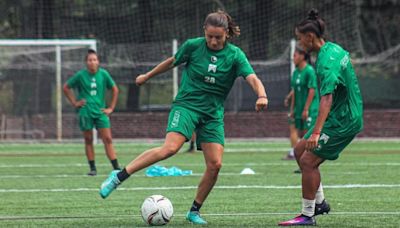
141,195,173,226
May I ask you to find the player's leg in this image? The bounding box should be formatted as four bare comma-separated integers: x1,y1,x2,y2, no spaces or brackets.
83,130,96,175
98,128,120,170
186,118,224,225
100,106,196,199
283,118,297,160
279,150,323,226
187,143,223,225
79,115,97,176
99,132,186,199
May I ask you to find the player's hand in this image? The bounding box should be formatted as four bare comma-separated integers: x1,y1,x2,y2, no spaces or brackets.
102,108,113,116
288,111,294,118
306,133,320,150
136,74,149,86
255,97,268,112
284,97,289,107
302,110,309,120
73,99,86,108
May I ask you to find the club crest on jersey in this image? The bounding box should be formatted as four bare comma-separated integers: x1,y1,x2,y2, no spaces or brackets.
208,64,217,73
211,56,217,63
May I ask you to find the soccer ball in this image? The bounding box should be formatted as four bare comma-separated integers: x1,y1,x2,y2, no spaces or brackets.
141,195,173,226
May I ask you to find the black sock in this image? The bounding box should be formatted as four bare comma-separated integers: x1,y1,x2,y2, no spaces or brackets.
111,159,120,170
189,141,195,150
190,200,202,212
116,168,130,183
88,160,96,171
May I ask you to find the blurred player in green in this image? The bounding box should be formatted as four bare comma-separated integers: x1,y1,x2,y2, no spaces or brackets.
279,9,363,226
283,90,298,160
283,46,319,162
99,11,268,225
63,49,120,176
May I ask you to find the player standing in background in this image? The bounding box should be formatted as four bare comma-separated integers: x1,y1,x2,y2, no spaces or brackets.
283,45,319,161
283,90,298,160
99,10,268,225
279,9,363,226
63,49,121,176
283,46,319,175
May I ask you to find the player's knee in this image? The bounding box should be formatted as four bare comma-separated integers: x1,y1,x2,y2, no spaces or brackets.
84,136,93,144
299,157,315,171
207,160,222,173
102,136,113,145
162,143,180,157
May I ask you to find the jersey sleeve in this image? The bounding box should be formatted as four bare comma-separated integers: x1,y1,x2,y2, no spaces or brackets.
307,67,318,89
174,39,195,66
103,70,116,89
319,65,340,96
66,72,80,89
235,49,255,78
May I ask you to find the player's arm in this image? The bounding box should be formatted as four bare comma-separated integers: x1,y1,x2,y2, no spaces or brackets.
102,85,119,115
284,90,294,107
302,88,315,120
290,89,295,118
245,74,268,112
305,94,332,150
63,83,86,108
136,57,175,86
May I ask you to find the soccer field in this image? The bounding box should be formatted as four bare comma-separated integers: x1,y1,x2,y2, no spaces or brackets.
0,140,399,227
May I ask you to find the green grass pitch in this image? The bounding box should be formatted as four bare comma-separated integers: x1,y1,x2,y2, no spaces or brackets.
0,140,399,227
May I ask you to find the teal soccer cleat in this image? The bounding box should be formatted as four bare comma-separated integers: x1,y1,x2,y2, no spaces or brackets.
186,211,207,225
99,170,120,199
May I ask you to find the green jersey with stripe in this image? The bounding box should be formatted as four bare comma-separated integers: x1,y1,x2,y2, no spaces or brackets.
291,63,319,119
173,37,254,119
316,42,363,135
66,68,115,117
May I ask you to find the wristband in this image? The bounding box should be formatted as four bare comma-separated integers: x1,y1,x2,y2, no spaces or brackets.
312,132,320,135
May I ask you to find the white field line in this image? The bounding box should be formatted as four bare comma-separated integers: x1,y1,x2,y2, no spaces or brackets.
1,184,400,193
0,173,256,179
0,211,400,221
0,146,399,155
0,162,400,168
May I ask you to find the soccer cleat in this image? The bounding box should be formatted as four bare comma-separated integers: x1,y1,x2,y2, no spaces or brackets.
315,199,331,216
186,211,207,225
87,170,97,176
278,214,316,226
99,170,120,199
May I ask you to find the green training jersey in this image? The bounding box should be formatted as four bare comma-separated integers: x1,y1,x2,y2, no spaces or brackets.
66,67,115,117
173,37,254,119
291,63,319,119
316,42,363,136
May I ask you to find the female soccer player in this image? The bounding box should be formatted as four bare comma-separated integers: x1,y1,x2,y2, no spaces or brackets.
283,46,319,161
279,9,363,226
99,11,268,225
63,49,120,176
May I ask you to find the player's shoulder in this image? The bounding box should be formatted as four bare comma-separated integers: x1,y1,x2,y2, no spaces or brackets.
184,37,205,48
74,68,87,77
304,64,316,73
98,67,111,76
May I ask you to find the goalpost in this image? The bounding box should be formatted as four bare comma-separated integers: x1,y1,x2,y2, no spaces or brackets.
0,39,96,142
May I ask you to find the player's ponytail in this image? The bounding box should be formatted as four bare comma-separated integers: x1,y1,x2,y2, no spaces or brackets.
204,10,240,39
296,8,326,38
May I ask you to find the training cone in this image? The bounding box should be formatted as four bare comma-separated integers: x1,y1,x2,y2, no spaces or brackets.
240,168,255,175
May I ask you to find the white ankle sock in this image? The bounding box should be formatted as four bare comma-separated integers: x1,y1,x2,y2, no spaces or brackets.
289,148,294,156
315,183,325,204
302,198,316,217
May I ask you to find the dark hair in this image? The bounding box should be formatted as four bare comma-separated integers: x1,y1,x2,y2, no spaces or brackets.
203,10,240,38
296,9,325,38
85,49,98,61
295,44,310,62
